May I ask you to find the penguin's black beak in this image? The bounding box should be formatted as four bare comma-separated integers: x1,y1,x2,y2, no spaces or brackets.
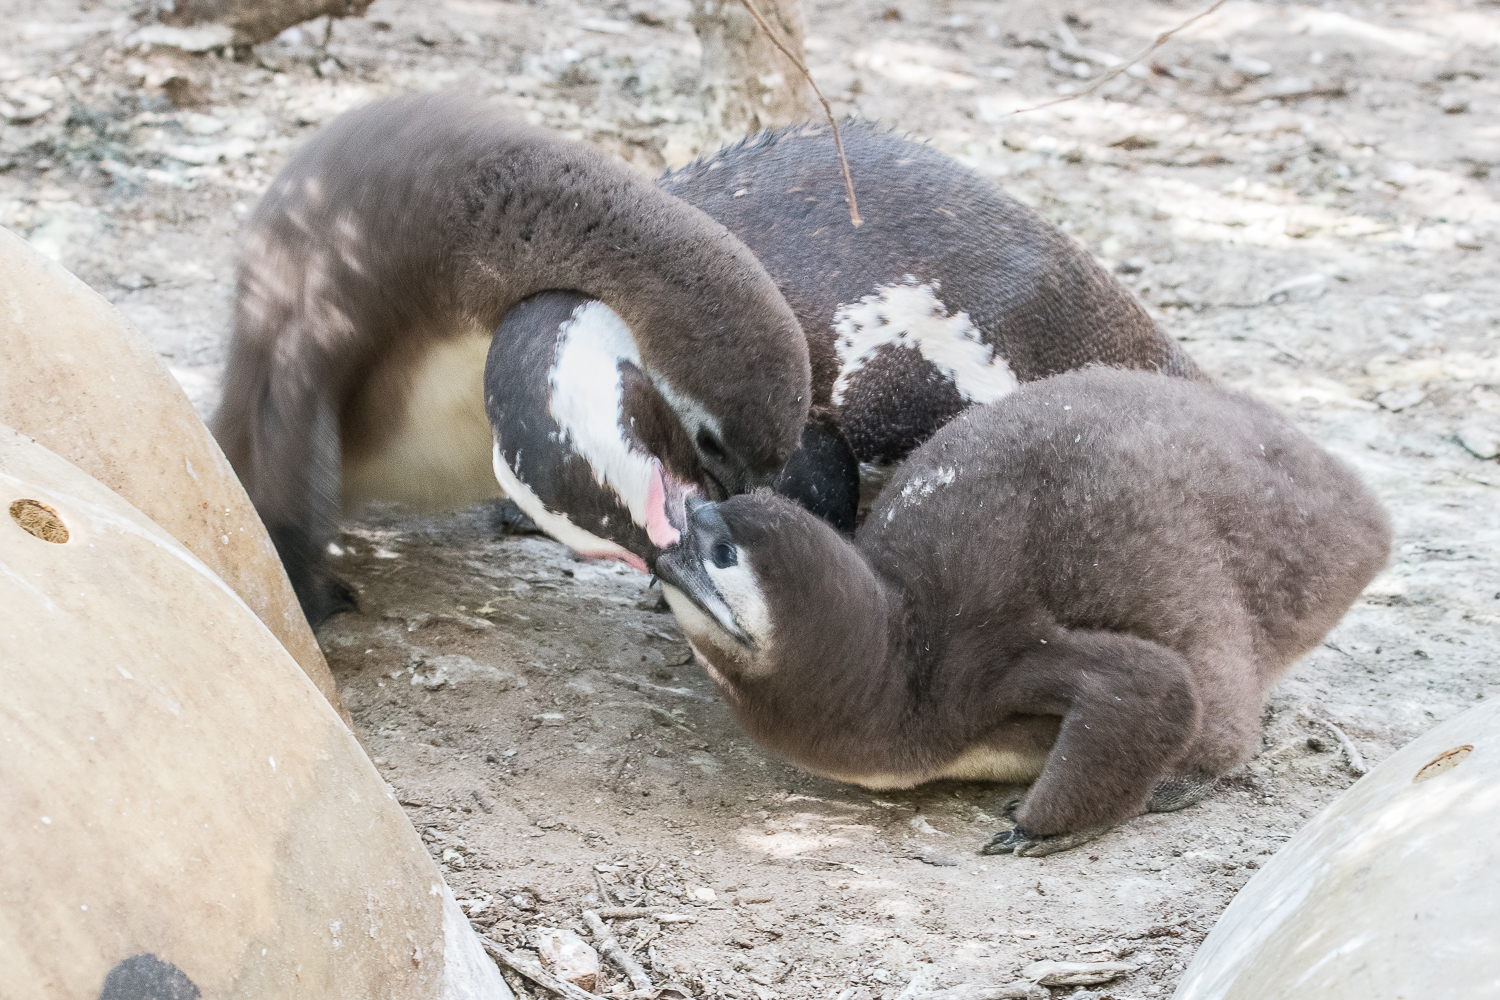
655,501,752,647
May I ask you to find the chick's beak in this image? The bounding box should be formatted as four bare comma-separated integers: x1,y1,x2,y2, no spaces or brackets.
654,504,752,647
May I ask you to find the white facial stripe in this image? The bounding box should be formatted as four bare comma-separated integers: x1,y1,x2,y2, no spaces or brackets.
652,377,723,447
491,441,645,571
547,301,656,528
661,582,741,662
831,277,1019,407
704,548,773,651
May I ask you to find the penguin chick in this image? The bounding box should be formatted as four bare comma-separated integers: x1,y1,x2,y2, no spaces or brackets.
654,368,1391,856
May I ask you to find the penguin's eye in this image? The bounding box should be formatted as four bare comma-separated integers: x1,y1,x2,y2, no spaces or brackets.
711,542,737,568
697,429,727,462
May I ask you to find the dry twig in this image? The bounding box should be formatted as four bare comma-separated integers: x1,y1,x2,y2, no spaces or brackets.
481,940,599,1000
1008,0,1232,116
734,0,862,226
590,906,682,919
1310,712,1369,775
584,909,654,993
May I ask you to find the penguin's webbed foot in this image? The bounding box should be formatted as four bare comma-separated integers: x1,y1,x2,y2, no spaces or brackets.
490,499,543,537
981,824,1110,858
1147,773,1216,813
298,569,359,628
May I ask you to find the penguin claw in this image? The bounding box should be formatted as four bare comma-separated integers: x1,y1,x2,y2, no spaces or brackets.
981,824,1110,858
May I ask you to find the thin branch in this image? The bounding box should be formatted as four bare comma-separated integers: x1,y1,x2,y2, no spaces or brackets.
1300,708,1369,775
735,0,862,226
590,906,681,919
1008,0,1232,116
584,910,655,993
481,940,600,1000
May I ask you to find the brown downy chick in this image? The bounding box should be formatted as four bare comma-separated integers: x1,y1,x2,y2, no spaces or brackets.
656,368,1390,856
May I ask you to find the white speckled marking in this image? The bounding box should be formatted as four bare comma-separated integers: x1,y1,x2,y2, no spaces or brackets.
830,277,1019,407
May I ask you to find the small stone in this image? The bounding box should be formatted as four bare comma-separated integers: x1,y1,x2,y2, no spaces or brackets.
115,272,155,291
1306,736,1329,752
1284,217,1316,239
1455,228,1485,250
1109,134,1158,151
1,95,53,124
1230,55,1273,76
1440,93,1470,114
1458,421,1500,460
1022,960,1138,986
1375,386,1426,412
441,848,463,864
535,927,600,992
688,885,717,903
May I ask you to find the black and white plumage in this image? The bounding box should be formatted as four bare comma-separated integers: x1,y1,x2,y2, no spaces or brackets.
490,121,1201,554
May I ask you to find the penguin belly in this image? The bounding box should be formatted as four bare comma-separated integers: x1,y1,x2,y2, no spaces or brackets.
341,328,501,512
820,745,1051,791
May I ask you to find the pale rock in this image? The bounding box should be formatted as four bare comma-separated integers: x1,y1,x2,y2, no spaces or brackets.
1,94,53,124
1375,386,1426,412
128,24,236,52
1022,960,1137,986
1458,420,1500,460
1265,273,1327,302
180,112,228,136
1230,54,1273,76
535,927,599,991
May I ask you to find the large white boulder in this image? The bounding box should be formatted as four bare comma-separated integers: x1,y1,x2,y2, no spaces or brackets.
0,225,343,718
1174,697,1500,999
0,425,509,999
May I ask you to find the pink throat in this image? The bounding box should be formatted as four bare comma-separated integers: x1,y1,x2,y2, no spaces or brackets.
646,458,697,549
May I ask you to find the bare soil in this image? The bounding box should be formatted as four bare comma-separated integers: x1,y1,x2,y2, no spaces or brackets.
4,0,1498,997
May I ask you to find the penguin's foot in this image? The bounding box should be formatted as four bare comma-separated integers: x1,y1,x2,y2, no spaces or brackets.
301,570,359,628
1147,773,1216,813
981,824,1110,858
491,499,543,537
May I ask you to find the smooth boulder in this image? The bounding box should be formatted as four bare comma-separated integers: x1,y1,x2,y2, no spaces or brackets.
1173,697,1500,999
0,424,508,999
0,226,342,716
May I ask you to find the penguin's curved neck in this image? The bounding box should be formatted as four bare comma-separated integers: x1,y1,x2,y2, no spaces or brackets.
448,124,803,418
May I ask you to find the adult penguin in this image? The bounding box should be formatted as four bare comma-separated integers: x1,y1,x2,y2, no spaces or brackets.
488,120,1201,551
213,93,809,625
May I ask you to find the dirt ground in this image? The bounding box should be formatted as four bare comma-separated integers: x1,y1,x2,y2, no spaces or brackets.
4,0,1499,996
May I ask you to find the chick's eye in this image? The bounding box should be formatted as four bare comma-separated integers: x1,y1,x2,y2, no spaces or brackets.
711,542,737,568
697,429,726,462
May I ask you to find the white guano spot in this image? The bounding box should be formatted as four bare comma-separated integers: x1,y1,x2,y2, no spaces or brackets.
830,278,1019,406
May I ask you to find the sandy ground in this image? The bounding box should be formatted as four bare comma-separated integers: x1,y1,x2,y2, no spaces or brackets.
4,0,1499,996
